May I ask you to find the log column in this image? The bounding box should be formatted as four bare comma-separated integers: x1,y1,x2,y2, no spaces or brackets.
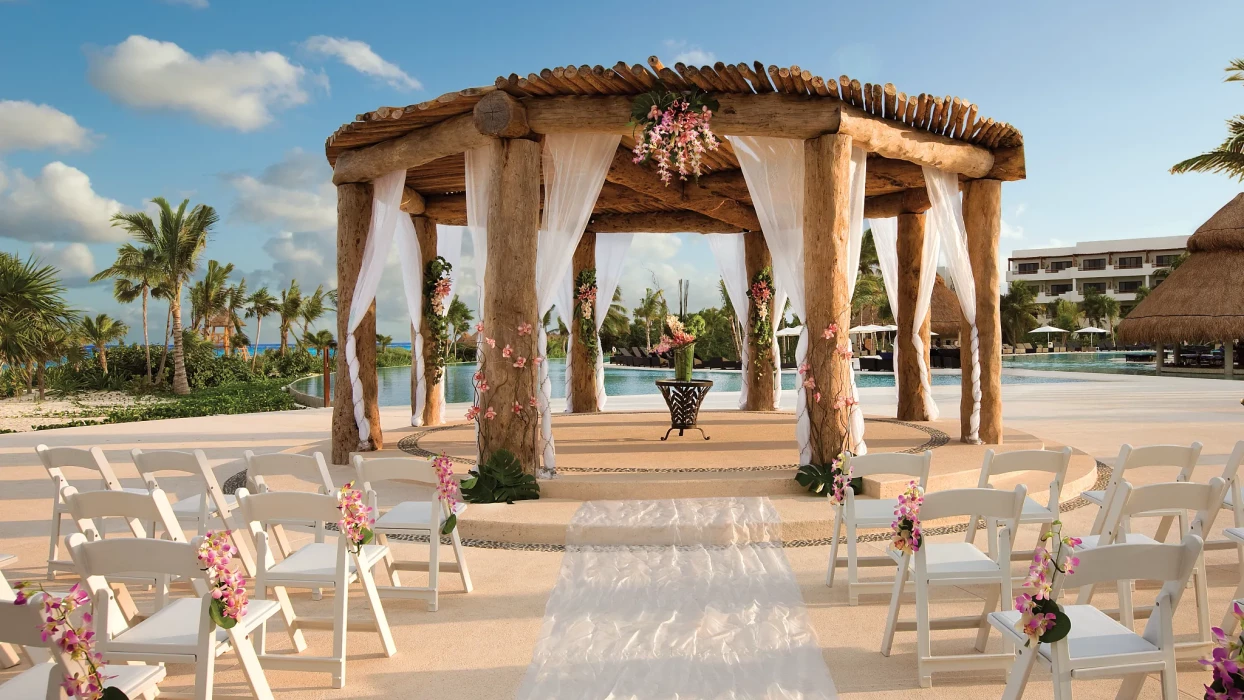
332,183,383,464
743,230,777,411
414,216,444,425
802,134,854,464
963,179,1004,444
567,232,598,413
896,212,932,421
478,138,542,472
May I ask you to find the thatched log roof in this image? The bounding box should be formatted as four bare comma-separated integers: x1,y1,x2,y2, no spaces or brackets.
1117,193,1244,344
931,275,964,337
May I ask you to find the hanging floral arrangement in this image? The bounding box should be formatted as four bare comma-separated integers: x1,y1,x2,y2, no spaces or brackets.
1206,603,1244,698
629,88,721,184
423,256,453,384
575,268,598,363
13,581,129,699
1014,521,1080,645
432,452,467,534
747,267,775,375
337,481,375,554
890,481,924,555
197,531,249,629
465,321,545,478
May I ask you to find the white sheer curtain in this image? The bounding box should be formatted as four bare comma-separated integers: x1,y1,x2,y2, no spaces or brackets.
925,166,981,442
593,233,632,410
868,217,902,402
535,134,620,474
707,233,751,409
345,170,422,445
465,147,491,314
729,136,811,462
430,226,464,424
845,147,868,454
911,214,942,421
556,268,577,412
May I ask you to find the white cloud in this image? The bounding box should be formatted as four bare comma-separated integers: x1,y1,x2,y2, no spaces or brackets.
303,36,421,90
1001,219,1024,239
87,35,313,131
162,0,208,7
0,161,127,242
663,40,715,66
0,101,95,153
31,242,95,286
227,148,336,233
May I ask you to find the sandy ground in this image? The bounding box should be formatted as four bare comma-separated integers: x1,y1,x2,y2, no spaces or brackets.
0,368,1241,699
0,390,173,433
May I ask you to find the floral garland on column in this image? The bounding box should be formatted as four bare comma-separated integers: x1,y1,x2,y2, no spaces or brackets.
423,256,453,384
13,581,126,699
799,324,857,452
629,88,720,184
746,267,775,376
465,321,544,472
575,269,598,363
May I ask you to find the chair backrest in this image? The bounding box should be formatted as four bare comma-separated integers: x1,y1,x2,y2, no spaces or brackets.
234,488,345,569
919,485,1027,525
1092,442,1202,533
36,445,123,494
243,450,334,495
353,455,439,496
131,447,232,511
61,486,185,543
0,594,58,648
978,447,1071,512
842,451,932,484
1058,535,1203,629
1102,478,1227,543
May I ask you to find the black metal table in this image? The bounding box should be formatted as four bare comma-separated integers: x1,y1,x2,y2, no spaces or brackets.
655,379,713,440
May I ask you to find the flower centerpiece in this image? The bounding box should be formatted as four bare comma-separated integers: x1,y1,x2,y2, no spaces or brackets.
13,581,127,700
654,314,698,381
747,267,775,376
629,88,720,184
197,531,249,629
575,269,598,363
432,452,468,534
890,481,924,555
1205,603,1244,698
1014,521,1080,645
337,482,375,554
423,256,453,384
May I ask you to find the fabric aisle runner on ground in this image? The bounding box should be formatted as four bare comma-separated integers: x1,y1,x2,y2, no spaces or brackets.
518,497,838,699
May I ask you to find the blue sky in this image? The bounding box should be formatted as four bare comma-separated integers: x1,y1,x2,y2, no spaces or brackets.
2,0,1243,343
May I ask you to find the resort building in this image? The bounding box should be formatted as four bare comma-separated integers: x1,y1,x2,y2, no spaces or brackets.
1005,235,1188,314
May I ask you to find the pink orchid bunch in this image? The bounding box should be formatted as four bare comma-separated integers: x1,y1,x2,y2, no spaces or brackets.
829,454,851,505
197,530,249,628
1014,521,1080,646
631,97,720,184
432,452,466,534
1204,603,1244,699
890,481,924,555
654,314,696,355
575,283,598,320
337,482,374,555
13,581,116,700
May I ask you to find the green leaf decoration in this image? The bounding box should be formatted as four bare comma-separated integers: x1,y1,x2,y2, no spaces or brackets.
460,476,478,490
1037,600,1072,644
209,599,237,629
441,513,457,535
461,449,541,504
360,527,374,546
101,687,130,700
794,462,860,497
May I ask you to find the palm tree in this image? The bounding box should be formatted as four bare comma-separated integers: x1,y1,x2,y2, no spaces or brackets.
79,314,129,374
601,287,629,352
376,333,393,352
1171,59,1244,179
91,244,164,382
111,197,216,395
244,287,278,369
150,280,175,384
852,273,889,325
191,260,235,337
717,279,742,359
1081,288,1121,338
301,285,327,335
633,286,667,351
222,277,247,355
1000,281,1041,345
302,329,336,407
0,252,75,394
858,228,879,276
444,295,474,361
277,280,303,353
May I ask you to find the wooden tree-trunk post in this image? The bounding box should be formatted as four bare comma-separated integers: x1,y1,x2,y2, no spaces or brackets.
802,133,854,464
743,230,777,411
478,138,542,473
567,232,599,413
896,212,932,421
414,215,445,425
963,179,1003,444
1154,342,1164,375
332,183,383,464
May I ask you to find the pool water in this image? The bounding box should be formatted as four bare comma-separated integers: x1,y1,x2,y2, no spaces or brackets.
1002,351,1157,376
293,358,1077,407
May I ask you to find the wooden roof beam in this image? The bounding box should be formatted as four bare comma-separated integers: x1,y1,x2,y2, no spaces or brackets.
605,149,760,230
333,113,494,185
864,187,932,219
399,187,426,214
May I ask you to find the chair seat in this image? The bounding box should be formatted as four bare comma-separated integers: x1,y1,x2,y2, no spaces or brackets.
170,492,238,517
0,662,167,699
1080,490,1105,506
849,498,899,527
108,597,279,656
1080,489,1185,518
900,542,1000,577
1225,527,1244,545
374,500,441,531
0,553,13,567
1073,533,1162,551
266,543,388,583
990,605,1159,661
1019,496,1057,523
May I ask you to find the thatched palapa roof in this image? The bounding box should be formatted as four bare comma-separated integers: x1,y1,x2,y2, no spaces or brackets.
1118,193,1244,344
931,275,964,337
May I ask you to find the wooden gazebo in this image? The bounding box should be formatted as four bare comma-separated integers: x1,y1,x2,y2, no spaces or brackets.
326,58,1025,466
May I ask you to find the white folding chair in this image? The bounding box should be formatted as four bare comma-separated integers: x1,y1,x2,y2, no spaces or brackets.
354,455,473,611
36,445,146,577
1083,443,1202,541
235,488,396,689
132,448,240,539
1074,478,1226,657
989,535,1204,700
0,554,21,669
61,486,187,619
826,450,932,605
67,533,282,700
0,593,166,700
242,451,334,559
881,485,1027,688
1206,441,1244,556
966,447,1071,560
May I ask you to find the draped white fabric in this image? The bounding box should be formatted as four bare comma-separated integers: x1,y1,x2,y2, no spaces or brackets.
534,133,620,474
592,233,632,411
769,287,787,409
845,147,868,454
398,223,426,427
729,135,811,462
867,217,902,402
465,147,492,312
556,268,577,412
912,213,942,421
345,170,421,444
707,233,751,409
924,166,981,441
431,225,465,425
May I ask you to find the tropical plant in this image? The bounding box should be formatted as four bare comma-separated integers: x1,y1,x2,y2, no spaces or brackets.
302,329,336,407
300,284,327,335
633,286,667,352
79,314,129,374
445,295,474,361
0,252,76,394
1081,288,1121,336
243,287,278,369
277,279,303,353
460,449,540,504
795,461,862,498
859,228,879,276
1049,299,1082,345
852,273,889,325
1127,285,1152,313
111,197,217,395
600,287,629,354
376,334,393,352
91,243,164,382
221,278,247,356
1171,59,1244,180
1000,281,1041,346
150,280,175,385
1152,252,1188,284
717,279,742,360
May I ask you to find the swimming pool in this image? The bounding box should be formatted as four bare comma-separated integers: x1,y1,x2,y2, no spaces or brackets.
1002,351,1157,376
292,359,1077,407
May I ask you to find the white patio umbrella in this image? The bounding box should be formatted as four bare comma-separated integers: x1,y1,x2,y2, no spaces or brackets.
1076,326,1109,350
775,325,804,337
1029,324,1068,348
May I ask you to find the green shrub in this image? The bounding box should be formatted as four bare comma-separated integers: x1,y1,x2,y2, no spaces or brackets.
104,379,295,424
376,347,412,368
461,449,540,504
253,349,316,379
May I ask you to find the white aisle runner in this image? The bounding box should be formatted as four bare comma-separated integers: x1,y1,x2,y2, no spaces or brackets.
518,497,838,700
